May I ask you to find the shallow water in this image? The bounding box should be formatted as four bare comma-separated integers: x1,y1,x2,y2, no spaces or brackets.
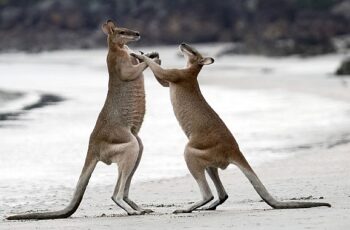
0,44,350,215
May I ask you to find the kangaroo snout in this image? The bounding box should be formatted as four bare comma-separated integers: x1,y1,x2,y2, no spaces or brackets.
179,43,187,50
132,31,141,41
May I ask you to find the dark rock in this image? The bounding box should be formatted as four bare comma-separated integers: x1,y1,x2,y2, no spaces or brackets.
0,0,349,55
0,7,23,29
336,57,350,76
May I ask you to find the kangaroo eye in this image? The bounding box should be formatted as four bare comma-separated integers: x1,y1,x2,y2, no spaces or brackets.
120,31,125,35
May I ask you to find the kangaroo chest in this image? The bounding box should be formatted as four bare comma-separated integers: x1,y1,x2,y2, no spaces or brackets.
169,85,203,137
107,76,145,134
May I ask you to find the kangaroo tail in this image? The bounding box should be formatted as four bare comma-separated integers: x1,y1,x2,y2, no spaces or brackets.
6,152,98,220
234,152,331,209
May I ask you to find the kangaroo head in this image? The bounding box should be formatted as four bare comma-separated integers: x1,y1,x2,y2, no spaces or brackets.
179,43,214,68
102,20,140,47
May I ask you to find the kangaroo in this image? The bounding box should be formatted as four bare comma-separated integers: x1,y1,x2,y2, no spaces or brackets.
132,43,331,213
7,20,160,220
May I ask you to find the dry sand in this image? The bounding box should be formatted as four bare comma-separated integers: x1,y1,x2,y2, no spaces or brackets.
1,58,350,229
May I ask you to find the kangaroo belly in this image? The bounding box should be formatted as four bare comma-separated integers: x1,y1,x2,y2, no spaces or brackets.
102,76,145,134
170,85,223,138
120,77,145,133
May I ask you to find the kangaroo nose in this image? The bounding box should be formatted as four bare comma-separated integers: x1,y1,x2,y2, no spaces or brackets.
135,32,140,36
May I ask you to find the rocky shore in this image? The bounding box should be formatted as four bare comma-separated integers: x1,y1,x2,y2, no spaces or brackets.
0,0,349,55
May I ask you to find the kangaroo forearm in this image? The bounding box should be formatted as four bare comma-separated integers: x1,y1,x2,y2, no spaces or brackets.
154,76,170,87
144,57,164,77
120,62,147,81
144,57,180,82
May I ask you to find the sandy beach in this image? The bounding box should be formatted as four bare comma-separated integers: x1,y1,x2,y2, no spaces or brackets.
0,46,350,229
2,141,349,229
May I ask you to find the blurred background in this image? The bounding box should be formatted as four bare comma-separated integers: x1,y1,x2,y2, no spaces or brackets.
0,0,350,220
0,0,349,55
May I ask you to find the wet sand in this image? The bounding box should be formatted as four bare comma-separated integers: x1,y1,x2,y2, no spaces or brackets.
1,56,349,229
0,93,63,122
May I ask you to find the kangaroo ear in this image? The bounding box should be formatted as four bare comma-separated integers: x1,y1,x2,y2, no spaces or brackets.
106,20,116,28
199,57,214,65
102,23,110,35
102,20,117,35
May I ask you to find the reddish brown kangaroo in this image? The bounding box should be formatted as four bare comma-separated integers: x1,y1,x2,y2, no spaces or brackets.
132,43,331,213
7,20,160,220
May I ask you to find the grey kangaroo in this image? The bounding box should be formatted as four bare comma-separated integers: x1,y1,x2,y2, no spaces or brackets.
132,43,331,213
7,20,160,220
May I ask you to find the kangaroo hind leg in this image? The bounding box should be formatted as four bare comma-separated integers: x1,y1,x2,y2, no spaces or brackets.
173,150,214,214
200,167,228,210
123,135,153,213
111,140,144,215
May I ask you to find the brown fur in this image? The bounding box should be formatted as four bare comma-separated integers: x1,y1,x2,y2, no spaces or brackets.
7,20,159,220
133,43,331,213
